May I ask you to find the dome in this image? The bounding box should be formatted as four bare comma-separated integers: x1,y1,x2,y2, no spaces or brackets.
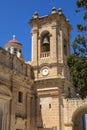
4,35,23,59
5,35,22,47
8,39,20,44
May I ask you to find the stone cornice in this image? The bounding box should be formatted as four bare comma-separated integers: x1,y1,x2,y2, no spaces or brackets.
29,13,71,30
31,62,66,70
37,87,60,95
34,77,65,86
37,86,66,97
34,77,71,97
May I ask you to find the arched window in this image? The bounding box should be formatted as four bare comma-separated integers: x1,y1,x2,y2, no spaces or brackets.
40,31,50,58
41,33,50,52
18,91,23,103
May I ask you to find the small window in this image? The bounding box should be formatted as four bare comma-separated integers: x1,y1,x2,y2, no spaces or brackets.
19,49,21,53
49,104,51,109
18,92,23,103
40,105,42,109
14,48,17,54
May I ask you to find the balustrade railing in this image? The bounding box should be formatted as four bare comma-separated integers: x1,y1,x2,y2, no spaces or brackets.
40,52,50,58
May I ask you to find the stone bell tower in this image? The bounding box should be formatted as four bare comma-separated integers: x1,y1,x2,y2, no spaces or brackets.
29,7,72,80
29,8,73,130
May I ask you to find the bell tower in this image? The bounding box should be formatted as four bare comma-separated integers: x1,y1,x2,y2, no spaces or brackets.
29,7,72,80
29,8,74,130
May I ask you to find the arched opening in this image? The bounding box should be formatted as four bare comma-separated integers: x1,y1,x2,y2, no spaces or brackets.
40,31,50,58
0,108,3,130
72,105,87,130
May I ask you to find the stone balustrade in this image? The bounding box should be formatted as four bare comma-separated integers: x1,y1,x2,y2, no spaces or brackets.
40,52,50,58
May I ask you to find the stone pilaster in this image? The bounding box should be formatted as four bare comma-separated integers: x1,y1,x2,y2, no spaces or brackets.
26,94,32,130
51,25,57,62
58,30,64,63
10,88,17,130
31,28,38,64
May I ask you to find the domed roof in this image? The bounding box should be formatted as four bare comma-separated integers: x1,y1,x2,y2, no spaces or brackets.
5,35,22,47
8,39,20,44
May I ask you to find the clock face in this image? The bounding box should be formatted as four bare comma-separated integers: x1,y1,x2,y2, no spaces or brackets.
42,68,49,75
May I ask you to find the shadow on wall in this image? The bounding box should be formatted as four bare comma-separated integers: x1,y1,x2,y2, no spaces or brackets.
0,108,3,130
72,105,87,130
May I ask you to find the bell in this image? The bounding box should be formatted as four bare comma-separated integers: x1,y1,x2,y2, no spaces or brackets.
43,36,49,45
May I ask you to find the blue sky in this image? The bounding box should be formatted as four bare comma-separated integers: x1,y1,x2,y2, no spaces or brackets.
0,0,84,61
0,0,87,128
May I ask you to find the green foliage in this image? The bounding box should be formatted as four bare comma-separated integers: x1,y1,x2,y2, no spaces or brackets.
72,35,87,56
76,0,87,19
67,55,87,98
67,0,87,98
76,0,87,9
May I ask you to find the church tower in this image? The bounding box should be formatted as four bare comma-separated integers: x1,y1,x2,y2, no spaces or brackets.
29,7,72,80
29,8,73,130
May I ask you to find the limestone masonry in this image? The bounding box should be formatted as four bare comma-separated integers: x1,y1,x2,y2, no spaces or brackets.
0,8,86,130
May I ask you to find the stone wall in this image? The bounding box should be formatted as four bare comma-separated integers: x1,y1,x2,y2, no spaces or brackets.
0,47,31,77
63,98,87,130
0,47,35,130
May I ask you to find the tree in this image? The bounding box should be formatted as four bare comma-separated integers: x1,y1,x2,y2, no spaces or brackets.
67,0,87,98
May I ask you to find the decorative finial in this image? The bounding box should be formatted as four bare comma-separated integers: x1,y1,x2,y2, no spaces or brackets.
66,19,69,22
52,7,57,14
58,8,62,15
33,12,39,19
13,35,16,40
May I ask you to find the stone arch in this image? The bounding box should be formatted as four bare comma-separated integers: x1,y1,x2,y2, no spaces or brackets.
0,108,3,130
72,104,87,130
40,30,50,35
40,30,50,53
0,84,12,97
